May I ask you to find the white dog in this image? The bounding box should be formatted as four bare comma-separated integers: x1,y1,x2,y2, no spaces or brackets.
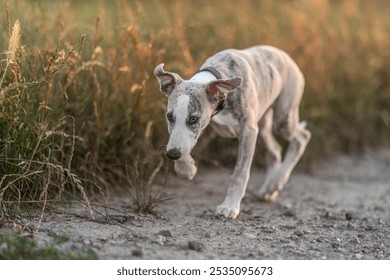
154,45,311,219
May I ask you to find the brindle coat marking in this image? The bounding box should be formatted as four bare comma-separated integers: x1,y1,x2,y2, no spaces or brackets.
154,45,311,219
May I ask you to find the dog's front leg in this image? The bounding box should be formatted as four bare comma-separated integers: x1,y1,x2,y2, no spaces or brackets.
174,154,197,180
216,125,258,219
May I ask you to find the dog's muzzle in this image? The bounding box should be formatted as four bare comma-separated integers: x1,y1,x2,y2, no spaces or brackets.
167,148,182,160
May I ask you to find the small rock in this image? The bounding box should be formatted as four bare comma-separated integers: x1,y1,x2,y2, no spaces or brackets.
93,243,103,250
331,242,340,249
316,237,324,243
262,227,275,233
204,232,213,238
83,239,92,245
376,251,384,259
345,212,353,220
290,235,300,241
132,248,144,257
111,215,128,224
111,233,120,239
294,230,305,237
158,230,173,238
258,250,265,256
283,210,295,217
188,240,204,252
242,208,253,215
244,233,257,239
355,253,362,260
324,211,337,220
152,235,167,245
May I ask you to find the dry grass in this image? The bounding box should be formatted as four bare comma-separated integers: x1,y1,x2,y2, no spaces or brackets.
0,0,389,218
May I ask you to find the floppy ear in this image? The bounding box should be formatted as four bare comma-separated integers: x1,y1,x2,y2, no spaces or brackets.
206,77,242,102
154,63,183,96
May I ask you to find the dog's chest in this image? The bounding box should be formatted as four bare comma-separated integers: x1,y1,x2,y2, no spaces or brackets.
210,113,239,138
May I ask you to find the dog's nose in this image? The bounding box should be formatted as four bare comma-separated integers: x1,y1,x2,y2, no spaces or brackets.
167,148,181,160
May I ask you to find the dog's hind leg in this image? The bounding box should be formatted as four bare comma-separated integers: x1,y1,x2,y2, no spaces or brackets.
258,108,282,186
258,106,311,201
257,66,311,201
259,109,282,169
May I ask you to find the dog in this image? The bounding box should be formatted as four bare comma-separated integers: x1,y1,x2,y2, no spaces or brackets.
154,45,311,219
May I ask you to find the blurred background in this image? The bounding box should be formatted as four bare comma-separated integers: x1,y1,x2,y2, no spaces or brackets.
0,0,389,214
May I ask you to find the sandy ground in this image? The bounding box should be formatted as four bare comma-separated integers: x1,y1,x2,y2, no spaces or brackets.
1,149,390,259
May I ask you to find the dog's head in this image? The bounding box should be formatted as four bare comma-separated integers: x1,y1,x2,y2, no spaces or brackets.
154,63,241,160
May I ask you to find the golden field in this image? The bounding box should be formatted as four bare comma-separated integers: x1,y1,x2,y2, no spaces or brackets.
0,0,389,216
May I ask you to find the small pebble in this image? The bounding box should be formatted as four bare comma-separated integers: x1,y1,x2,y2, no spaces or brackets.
316,237,324,243
331,242,340,248
262,227,275,233
152,235,166,245
132,248,144,257
244,233,257,239
188,240,204,252
280,238,291,244
345,212,353,220
83,239,92,245
290,235,299,241
158,230,173,238
294,230,305,237
283,210,295,217
377,251,384,259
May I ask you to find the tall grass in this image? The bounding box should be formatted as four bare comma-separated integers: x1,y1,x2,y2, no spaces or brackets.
0,17,93,220
0,0,389,217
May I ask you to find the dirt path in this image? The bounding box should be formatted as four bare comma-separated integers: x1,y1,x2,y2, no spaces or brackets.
2,149,390,259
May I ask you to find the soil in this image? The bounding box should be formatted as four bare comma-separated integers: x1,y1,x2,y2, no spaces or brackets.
1,149,390,260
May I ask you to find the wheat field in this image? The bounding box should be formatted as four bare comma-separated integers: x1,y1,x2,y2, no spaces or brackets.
0,0,389,217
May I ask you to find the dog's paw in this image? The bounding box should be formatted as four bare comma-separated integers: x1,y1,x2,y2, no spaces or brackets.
257,171,288,201
215,204,240,219
257,190,280,202
174,159,197,180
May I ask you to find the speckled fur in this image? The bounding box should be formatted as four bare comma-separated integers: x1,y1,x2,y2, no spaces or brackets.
154,45,311,219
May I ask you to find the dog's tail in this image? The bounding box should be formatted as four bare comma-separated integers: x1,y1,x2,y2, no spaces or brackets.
299,121,308,129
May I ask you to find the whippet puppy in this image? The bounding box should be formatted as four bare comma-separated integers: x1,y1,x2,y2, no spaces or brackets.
154,45,311,219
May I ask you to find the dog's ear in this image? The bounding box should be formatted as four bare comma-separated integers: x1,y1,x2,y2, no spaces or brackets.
154,63,183,96
206,77,242,102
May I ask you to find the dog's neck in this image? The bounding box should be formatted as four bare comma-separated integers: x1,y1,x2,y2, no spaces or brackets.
191,67,222,83
190,71,217,83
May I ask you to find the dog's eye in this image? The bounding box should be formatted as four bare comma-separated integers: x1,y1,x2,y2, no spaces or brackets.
188,116,199,125
167,113,174,122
